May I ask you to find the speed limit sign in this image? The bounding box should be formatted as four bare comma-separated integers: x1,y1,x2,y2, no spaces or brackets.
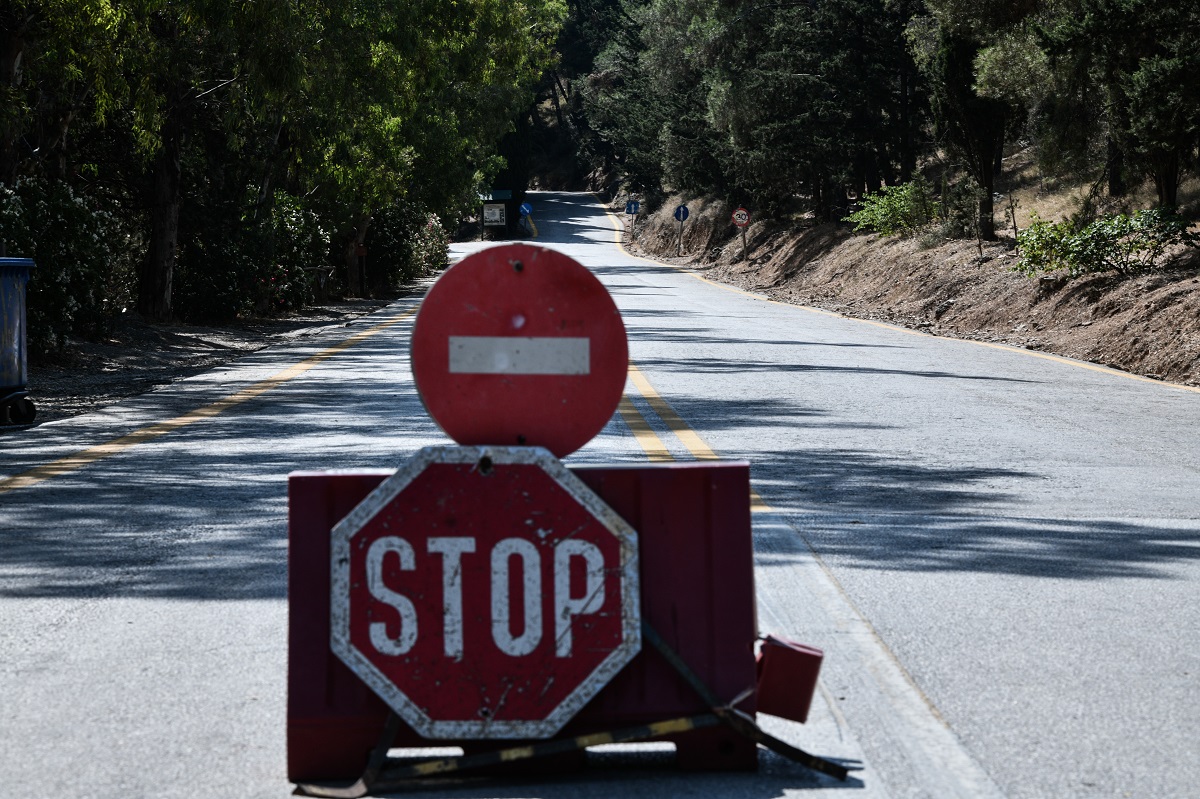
731,207,750,227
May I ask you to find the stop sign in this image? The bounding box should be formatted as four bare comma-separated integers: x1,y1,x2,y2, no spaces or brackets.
330,446,641,739
411,244,628,458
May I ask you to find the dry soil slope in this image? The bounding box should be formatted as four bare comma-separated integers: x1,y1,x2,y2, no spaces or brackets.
627,194,1200,388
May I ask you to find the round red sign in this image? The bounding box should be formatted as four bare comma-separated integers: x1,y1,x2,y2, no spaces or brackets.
411,244,628,458
732,207,750,227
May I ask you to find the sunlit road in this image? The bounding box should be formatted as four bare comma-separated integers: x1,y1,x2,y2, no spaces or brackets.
2,192,1199,798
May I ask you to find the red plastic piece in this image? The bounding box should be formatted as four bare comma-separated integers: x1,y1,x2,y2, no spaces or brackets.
755,634,824,724
287,461,758,781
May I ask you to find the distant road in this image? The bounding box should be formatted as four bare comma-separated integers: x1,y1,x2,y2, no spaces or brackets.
1,191,1198,798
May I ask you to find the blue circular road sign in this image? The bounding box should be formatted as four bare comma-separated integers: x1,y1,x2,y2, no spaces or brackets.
674,205,689,222
519,202,533,216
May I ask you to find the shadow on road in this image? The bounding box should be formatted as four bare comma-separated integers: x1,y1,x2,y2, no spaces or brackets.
750,446,1200,580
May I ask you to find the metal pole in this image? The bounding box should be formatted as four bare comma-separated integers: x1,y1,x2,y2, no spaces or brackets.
741,227,747,261
677,219,683,256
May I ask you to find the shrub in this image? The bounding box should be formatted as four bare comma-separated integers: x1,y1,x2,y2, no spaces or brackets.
174,190,325,321
844,177,937,237
1015,208,1199,278
368,202,450,291
0,177,136,355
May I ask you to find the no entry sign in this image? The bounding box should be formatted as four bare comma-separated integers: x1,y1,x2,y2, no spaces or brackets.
330,446,641,739
411,244,628,458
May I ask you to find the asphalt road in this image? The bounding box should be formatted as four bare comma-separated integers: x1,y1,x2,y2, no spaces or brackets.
2,192,1198,798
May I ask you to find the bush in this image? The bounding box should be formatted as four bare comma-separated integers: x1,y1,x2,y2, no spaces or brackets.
368,202,450,291
1015,208,1200,278
0,177,136,355
844,177,937,236
174,190,325,321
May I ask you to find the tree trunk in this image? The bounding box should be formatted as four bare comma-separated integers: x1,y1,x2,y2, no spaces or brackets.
344,215,371,297
978,189,996,241
898,66,915,182
548,70,566,129
139,111,184,320
1106,136,1126,198
1151,149,1180,209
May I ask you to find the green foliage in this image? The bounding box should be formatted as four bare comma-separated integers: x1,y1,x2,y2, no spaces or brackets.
1015,209,1200,278
3,0,566,323
844,178,937,236
173,190,326,321
936,177,984,241
578,0,928,219
0,177,135,354
368,203,449,291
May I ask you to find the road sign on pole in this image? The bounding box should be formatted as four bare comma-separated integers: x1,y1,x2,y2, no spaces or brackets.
732,207,751,261
411,244,628,458
674,205,689,256
330,445,641,740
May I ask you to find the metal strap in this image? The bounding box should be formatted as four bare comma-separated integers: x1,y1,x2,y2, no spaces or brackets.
641,620,851,781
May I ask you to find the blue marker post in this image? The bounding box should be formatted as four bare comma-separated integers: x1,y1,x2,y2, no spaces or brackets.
518,202,537,238
624,199,640,243
673,205,689,256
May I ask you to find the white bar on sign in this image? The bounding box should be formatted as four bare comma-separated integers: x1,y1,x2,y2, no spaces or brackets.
448,336,590,375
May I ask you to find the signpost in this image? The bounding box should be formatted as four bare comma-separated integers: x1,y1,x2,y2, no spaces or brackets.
624,199,640,243
674,205,689,256
481,189,513,233
482,203,506,228
411,244,628,458
518,202,536,237
330,445,641,739
732,206,751,261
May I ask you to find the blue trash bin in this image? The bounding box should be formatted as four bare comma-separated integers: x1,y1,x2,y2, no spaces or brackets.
0,257,36,424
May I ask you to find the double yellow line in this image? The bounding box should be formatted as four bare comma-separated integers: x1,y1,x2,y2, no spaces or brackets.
0,309,418,495
618,363,770,512
0,304,750,512
618,364,716,462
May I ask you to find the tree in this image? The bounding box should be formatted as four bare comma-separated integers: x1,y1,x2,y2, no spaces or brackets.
1043,0,1200,209
907,9,1012,240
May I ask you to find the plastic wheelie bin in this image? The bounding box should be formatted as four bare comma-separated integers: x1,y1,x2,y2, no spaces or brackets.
0,257,35,425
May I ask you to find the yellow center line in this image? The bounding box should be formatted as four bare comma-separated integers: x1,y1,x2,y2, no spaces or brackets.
616,395,672,462
621,361,771,513
627,363,720,460
0,308,419,495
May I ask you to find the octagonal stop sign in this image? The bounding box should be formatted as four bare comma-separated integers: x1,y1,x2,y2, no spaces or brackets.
330,446,641,739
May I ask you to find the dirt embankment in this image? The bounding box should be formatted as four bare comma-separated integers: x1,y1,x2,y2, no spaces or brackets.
624,194,1200,388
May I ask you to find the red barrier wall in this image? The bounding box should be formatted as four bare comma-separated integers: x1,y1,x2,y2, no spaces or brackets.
287,461,758,782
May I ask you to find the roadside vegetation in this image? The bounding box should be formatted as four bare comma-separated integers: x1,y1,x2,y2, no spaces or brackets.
543,0,1199,266
4,0,1199,366
1,0,563,355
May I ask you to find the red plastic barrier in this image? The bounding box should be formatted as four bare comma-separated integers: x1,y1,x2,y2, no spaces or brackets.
287,460,758,782
756,635,824,724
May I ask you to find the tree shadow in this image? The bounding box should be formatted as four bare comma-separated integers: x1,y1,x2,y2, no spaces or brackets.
748,446,1200,581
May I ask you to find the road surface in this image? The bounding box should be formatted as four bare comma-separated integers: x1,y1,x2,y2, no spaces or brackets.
1,192,1198,798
